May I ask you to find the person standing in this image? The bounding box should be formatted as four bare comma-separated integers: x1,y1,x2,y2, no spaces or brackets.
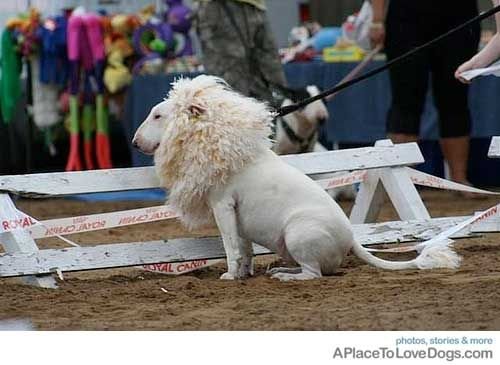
194,0,287,105
370,0,480,187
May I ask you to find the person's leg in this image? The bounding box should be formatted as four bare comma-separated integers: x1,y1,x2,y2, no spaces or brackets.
385,11,430,143
387,133,418,144
439,137,470,183
385,53,428,143
431,17,480,184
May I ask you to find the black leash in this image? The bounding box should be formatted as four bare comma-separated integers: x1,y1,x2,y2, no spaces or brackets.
277,4,500,118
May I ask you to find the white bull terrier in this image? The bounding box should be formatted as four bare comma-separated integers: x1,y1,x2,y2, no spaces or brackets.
132,75,460,281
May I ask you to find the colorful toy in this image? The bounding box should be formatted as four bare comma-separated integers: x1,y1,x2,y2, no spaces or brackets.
66,9,112,171
30,57,60,156
4,9,64,156
66,12,84,171
165,0,191,33
137,4,156,24
132,20,174,74
35,16,69,155
104,48,133,93
322,45,365,62
165,0,194,57
37,16,68,85
281,22,342,63
7,8,40,57
85,13,112,170
131,0,196,74
1,9,41,124
102,14,137,93
1,4,202,172
0,29,22,125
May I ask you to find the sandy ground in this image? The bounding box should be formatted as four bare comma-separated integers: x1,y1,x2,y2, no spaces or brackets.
1,189,500,330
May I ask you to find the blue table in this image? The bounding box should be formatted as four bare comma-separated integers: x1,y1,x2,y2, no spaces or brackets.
123,61,500,186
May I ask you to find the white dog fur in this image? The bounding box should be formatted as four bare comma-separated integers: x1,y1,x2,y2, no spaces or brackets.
133,75,461,281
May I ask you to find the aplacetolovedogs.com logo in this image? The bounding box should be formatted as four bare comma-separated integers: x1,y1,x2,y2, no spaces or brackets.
332,336,494,362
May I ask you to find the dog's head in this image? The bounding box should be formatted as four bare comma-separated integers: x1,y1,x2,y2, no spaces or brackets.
132,75,231,155
133,75,273,157
132,75,274,229
300,85,329,126
280,85,329,129
132,99,172,155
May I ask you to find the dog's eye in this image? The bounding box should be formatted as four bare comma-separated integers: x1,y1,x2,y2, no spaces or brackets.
154,115,161,120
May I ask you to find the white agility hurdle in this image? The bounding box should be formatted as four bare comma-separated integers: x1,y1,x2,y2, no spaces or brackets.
0,139,493,288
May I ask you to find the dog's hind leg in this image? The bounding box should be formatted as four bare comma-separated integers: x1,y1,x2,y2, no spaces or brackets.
269,226,334,281
266,236,306,278
270,263,321,281
270,234,323,281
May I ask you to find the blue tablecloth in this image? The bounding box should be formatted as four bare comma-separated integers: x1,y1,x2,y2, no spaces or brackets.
284,61,500,142
123,61,500,185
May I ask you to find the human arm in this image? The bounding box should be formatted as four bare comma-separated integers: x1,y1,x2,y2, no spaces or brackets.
369,0,386,48
455,0,500,82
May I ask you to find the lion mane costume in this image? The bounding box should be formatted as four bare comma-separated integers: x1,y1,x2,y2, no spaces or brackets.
154,75,274,229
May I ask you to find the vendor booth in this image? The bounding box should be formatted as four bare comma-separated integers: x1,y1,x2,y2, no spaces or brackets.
1,0,500,186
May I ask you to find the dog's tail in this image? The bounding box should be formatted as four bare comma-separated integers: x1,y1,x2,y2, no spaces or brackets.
350,238,461,270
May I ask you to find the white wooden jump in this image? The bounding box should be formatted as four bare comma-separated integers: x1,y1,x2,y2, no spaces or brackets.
0,139,477,288
0,216,472,278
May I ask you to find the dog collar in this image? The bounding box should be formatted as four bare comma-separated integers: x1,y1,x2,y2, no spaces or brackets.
279,117,317,154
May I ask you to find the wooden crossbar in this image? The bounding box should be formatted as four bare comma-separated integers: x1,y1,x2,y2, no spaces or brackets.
0,216,471,278
282,142,423,174
0,142,423,197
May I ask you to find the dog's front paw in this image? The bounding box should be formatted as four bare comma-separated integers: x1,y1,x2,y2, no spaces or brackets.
220,272,237,280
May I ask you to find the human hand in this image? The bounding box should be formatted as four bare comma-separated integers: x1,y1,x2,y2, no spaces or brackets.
455,59,477,84
369,23,385,49
455,33,500,83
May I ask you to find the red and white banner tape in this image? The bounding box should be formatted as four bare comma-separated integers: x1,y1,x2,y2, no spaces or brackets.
417,203,500,248
315,170,367,190
141,259,223,275
407,167,500,196
0,196,81,248
0,204,178,238
367,203,500,253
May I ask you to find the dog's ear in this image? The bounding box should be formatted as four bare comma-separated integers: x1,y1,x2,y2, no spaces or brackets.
188,103,206,117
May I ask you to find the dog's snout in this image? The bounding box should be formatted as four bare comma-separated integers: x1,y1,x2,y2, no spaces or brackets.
132,139,139,149
318,118,327,125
